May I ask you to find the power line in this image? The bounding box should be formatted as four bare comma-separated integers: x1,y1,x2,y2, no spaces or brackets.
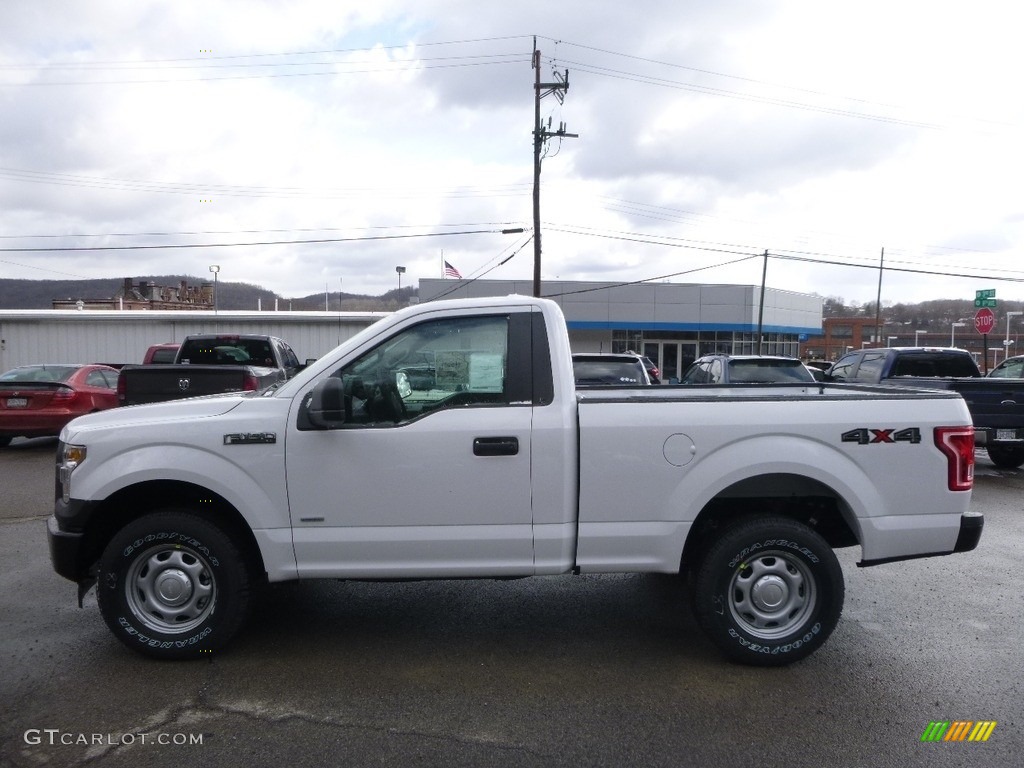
0,227,517,253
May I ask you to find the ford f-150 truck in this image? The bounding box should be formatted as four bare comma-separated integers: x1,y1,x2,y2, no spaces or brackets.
47,296,981,666
116,334,303,406
827,346,1024,468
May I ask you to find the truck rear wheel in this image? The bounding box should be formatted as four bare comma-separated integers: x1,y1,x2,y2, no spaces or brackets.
987,444,1024,469
693,516,844,666
96,510,251,659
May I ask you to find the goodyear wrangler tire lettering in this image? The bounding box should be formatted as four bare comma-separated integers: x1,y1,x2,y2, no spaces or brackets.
695,516,844,667
97,509,251,660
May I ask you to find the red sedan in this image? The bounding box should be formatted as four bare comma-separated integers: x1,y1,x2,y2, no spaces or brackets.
0,364,120,446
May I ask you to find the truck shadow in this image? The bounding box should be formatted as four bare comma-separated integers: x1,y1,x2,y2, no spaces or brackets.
240,572,717,663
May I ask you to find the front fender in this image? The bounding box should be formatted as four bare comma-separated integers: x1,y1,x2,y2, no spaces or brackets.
72,442,288,533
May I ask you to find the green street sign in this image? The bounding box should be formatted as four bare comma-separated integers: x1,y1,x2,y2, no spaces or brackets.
975,289,996,308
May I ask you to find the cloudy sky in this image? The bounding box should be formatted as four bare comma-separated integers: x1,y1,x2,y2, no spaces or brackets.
2,0,1022,307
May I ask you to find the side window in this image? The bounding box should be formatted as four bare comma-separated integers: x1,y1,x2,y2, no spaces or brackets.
853,352,886,382
333,314,509,426
828,353,859,381
277,340,299,370
85,369,113,389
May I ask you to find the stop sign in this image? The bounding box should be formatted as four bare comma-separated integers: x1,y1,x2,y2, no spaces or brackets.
975,307,996,335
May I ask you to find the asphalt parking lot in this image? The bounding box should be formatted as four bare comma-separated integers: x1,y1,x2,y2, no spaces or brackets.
0,437,1021,767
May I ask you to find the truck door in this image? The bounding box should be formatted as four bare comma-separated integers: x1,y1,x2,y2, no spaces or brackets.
286,310,538,578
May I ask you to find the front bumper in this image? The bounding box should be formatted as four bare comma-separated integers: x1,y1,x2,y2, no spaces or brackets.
47,514,83,582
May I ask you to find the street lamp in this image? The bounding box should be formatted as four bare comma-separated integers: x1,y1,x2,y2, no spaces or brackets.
914,329,927,346
209,265,220,314
395,266,406,305
950,321,966,347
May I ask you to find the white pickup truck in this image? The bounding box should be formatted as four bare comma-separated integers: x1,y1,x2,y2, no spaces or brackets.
47,295,982,666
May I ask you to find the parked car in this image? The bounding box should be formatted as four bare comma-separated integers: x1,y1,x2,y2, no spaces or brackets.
681,354,817,384
988,355,1024,379
572,353,652,386
0,364,120,446
639,355,661,384
117,334,303,406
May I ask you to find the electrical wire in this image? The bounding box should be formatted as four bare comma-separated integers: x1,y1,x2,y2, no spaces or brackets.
0,227,517,253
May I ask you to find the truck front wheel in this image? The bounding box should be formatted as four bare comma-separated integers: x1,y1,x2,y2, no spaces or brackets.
987,444,1024,469
96,510,252,659
693,516,844,666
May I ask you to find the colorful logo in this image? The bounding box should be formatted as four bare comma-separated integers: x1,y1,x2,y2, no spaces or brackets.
921,721,997,742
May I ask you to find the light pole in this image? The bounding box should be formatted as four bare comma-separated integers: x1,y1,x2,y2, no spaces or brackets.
1003,309,1019,352
395,266,406,305
209,265,220,314
914,329,927,346
950,321,966,347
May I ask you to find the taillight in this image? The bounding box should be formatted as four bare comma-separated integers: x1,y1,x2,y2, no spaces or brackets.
116,374,127,405
934,426,974,492
242,374,259,392
51,386,78,403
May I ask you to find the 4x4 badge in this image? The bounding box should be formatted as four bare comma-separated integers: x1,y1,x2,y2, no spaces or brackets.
842,427,921,445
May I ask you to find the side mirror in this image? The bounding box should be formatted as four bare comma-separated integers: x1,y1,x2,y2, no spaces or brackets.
302,377,347,429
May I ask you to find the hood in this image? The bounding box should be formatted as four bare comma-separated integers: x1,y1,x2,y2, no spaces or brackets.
61,395,247,441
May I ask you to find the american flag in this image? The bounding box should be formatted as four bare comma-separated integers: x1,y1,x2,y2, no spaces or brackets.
444,260,462,279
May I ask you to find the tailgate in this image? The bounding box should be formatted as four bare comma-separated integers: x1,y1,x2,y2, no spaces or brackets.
119,366,249,405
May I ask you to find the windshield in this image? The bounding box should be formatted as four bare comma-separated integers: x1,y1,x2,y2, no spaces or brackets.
177,338,275,366
990,357,1024,378
727,359,814,383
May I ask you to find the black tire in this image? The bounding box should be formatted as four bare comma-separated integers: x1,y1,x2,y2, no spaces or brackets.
96,509,252,659
987,444,1024,469
0,437,12,448
693,516,844,666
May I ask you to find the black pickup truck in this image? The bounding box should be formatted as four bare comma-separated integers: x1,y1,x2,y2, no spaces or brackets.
117,334,304,406
827,347,1024,468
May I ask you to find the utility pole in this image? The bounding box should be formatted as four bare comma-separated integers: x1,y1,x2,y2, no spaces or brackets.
532,37,576,297
756,250,768,353
873,247,884,348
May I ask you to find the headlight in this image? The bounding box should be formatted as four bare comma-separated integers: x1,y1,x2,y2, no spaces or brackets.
58,443,87,503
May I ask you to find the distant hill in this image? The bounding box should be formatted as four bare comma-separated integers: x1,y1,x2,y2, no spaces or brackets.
0,276,416,312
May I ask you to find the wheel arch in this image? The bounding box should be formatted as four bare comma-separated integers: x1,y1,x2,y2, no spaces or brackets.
79,480,267,585
680,472,860,575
